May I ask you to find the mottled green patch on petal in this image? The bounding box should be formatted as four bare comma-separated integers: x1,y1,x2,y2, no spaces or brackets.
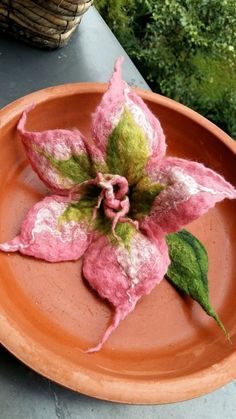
48,154,92,183
111,223,137,249
59,177,136,249
90,161,109,177
59,185,100,225
59,199,95,225
106,108,150,185
130,176,165,219
91,212,112,236
94,213,136,250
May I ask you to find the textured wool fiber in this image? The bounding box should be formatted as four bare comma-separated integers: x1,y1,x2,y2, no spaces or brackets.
17,106,92,194
0,57,235,352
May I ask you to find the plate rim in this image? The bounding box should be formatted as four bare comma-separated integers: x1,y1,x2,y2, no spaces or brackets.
0,83,236,404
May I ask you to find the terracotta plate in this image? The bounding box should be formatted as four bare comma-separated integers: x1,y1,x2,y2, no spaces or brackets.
0,84,235,404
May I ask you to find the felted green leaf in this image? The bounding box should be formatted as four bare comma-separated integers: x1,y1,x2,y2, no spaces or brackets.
106,108,150,185
130,176,165,219
166,229,228,338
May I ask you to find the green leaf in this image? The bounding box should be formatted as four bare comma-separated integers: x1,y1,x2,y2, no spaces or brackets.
166,229,228,338
106,107,150,185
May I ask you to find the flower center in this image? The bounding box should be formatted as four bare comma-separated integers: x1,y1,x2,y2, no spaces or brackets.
93,173,138,239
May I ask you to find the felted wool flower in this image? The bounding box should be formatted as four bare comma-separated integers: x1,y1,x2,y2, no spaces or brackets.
0,57,235,352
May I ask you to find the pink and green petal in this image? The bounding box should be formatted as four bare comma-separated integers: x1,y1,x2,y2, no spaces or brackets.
130,176,165,219
105,107,150,185
90,57,166,184
126,89,166,173
90,56,126,159
17,107,92,194
0,195,92,262
82,228,170,352
141,157,236,234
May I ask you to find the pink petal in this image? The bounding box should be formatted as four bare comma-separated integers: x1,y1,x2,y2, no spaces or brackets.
142,157,236,234
89,56,166,169
0,195,92,262
17,106,91,194
82,228,170,352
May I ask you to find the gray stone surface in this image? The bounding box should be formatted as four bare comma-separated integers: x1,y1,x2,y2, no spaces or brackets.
0,6,235,419
0,346,236,419
0,7,149,109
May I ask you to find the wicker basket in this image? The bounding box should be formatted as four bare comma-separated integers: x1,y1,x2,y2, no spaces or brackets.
0,0,93,48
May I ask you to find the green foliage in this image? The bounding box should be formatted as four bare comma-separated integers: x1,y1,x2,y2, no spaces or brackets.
166,229,228,337
96,0,236,138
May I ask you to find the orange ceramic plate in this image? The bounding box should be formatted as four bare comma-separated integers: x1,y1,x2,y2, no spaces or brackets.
0,84,235,404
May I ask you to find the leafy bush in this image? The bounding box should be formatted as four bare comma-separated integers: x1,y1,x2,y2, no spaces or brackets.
96,0,236,138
